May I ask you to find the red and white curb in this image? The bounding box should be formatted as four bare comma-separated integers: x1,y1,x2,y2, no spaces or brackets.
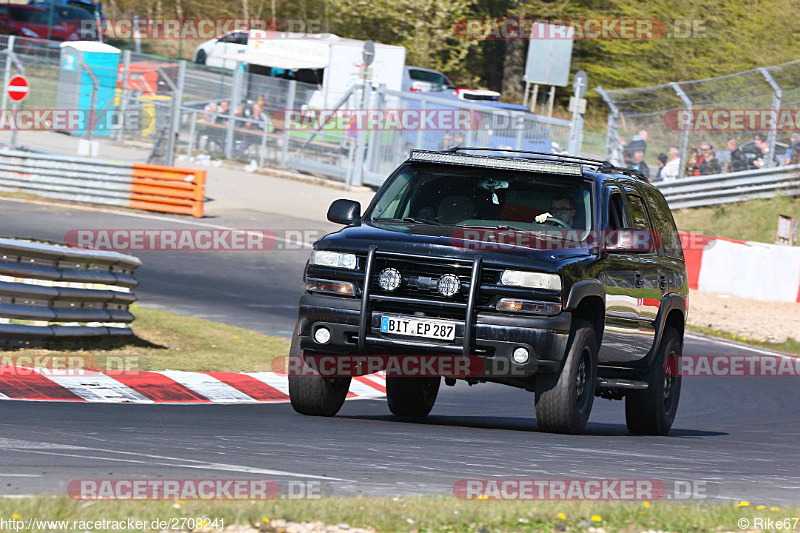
0,367,386,404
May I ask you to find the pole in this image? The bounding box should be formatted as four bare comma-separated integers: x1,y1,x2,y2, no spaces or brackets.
116,49,130,141
595,86,620,164
671,82,692,178
351,82,371,187
546,86,555,117
224,62,243,159
280,79,296,168
760,67,782,168
166,60,186,165
1,36,14,137
567,74,586,156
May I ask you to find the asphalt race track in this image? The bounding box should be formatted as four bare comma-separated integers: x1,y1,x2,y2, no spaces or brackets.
1,199,799,503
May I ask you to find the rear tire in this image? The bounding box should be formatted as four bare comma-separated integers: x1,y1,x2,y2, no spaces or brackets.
287,327,351,417
535,319,598,434
386,376,440,417
625,326,682,435
195,50,207,65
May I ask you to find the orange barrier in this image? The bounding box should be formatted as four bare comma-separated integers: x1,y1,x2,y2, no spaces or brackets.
129,164,206,217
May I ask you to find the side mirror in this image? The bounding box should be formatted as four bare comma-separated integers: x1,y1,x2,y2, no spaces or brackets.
327,199,361,225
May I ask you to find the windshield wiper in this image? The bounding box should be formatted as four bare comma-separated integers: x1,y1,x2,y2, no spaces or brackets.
375,217,443,226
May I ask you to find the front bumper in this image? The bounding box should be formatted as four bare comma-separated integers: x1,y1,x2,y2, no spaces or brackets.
296,292,571,378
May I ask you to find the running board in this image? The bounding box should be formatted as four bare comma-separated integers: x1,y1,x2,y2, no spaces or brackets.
597,378,648,390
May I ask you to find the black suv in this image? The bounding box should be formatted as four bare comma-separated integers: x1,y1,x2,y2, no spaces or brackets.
289,149,688,435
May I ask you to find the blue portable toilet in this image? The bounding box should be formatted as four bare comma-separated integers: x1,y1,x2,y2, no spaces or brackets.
57,41,121,136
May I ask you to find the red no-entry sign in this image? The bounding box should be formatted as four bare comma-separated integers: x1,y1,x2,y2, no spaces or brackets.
7,75,29,102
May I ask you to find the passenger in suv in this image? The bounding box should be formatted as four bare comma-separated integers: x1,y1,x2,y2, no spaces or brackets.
289,149,688,435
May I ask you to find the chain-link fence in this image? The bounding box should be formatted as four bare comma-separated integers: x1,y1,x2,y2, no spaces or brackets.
597,60,800,180
0,35,577,187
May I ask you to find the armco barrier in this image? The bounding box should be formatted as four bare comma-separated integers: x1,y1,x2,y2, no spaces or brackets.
0,238,141,340
680,231,800,303
657,165,800,209
0,149,205,217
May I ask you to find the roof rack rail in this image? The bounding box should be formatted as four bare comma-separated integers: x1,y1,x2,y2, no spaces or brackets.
595,161,649,182
444,146,610,167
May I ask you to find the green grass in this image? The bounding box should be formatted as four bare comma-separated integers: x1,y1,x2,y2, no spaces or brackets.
0,495,796,532
686,324,800,356
4,306,290,372
672,195,800,244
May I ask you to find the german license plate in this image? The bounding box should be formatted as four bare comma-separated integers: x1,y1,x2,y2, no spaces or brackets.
380,315,457,341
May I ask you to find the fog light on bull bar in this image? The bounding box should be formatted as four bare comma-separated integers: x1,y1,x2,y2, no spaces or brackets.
513,347,530,364
314,327,331,344
496,298,561,315
306,279,357,296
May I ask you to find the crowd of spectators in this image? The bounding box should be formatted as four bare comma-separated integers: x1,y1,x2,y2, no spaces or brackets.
202,98,270,131
199,97,272,154
621,129,800,183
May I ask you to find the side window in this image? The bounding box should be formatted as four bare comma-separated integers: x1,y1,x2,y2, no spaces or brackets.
606,191,629,230
643,187,684,259
624,192,651,230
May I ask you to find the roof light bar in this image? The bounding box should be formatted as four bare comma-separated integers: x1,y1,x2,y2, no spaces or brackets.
409,150,583,176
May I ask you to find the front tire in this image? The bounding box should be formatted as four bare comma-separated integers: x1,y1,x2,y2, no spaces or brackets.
287,328,351,417
386,376,440,417
625,326,682,435
535,319,598,434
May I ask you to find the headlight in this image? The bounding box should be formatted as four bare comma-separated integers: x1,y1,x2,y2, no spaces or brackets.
500,270,561,291
309,250,357,270
21,28,40,38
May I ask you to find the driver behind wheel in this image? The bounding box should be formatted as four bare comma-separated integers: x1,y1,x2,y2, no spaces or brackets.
535,194,576,228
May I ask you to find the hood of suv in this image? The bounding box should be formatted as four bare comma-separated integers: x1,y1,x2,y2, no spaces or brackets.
317,221,594,273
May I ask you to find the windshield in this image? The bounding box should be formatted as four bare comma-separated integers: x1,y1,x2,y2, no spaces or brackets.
409,69,454,88
369,163,593,231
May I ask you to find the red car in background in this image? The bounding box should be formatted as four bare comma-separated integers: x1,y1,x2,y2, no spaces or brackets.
0,4,80,41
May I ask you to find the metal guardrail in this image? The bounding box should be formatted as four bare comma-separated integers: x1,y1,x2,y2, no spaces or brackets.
656,164,800,209
0,238,141,341
0,148,206,217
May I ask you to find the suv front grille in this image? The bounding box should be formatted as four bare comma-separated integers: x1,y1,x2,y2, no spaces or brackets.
371,255,473,304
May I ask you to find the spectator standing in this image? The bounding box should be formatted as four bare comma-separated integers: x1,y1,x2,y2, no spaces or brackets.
727,139,748,173
439,132,454,150
654,153,667,182
753,143,778,168
661,147,681,181
630,150,650,180
784,132,800,165
697,142,721,175
626,130,648,155
685,149,700,176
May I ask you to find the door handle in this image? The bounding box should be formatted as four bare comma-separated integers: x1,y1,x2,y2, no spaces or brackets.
658,274,668,291
634,272,643,288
